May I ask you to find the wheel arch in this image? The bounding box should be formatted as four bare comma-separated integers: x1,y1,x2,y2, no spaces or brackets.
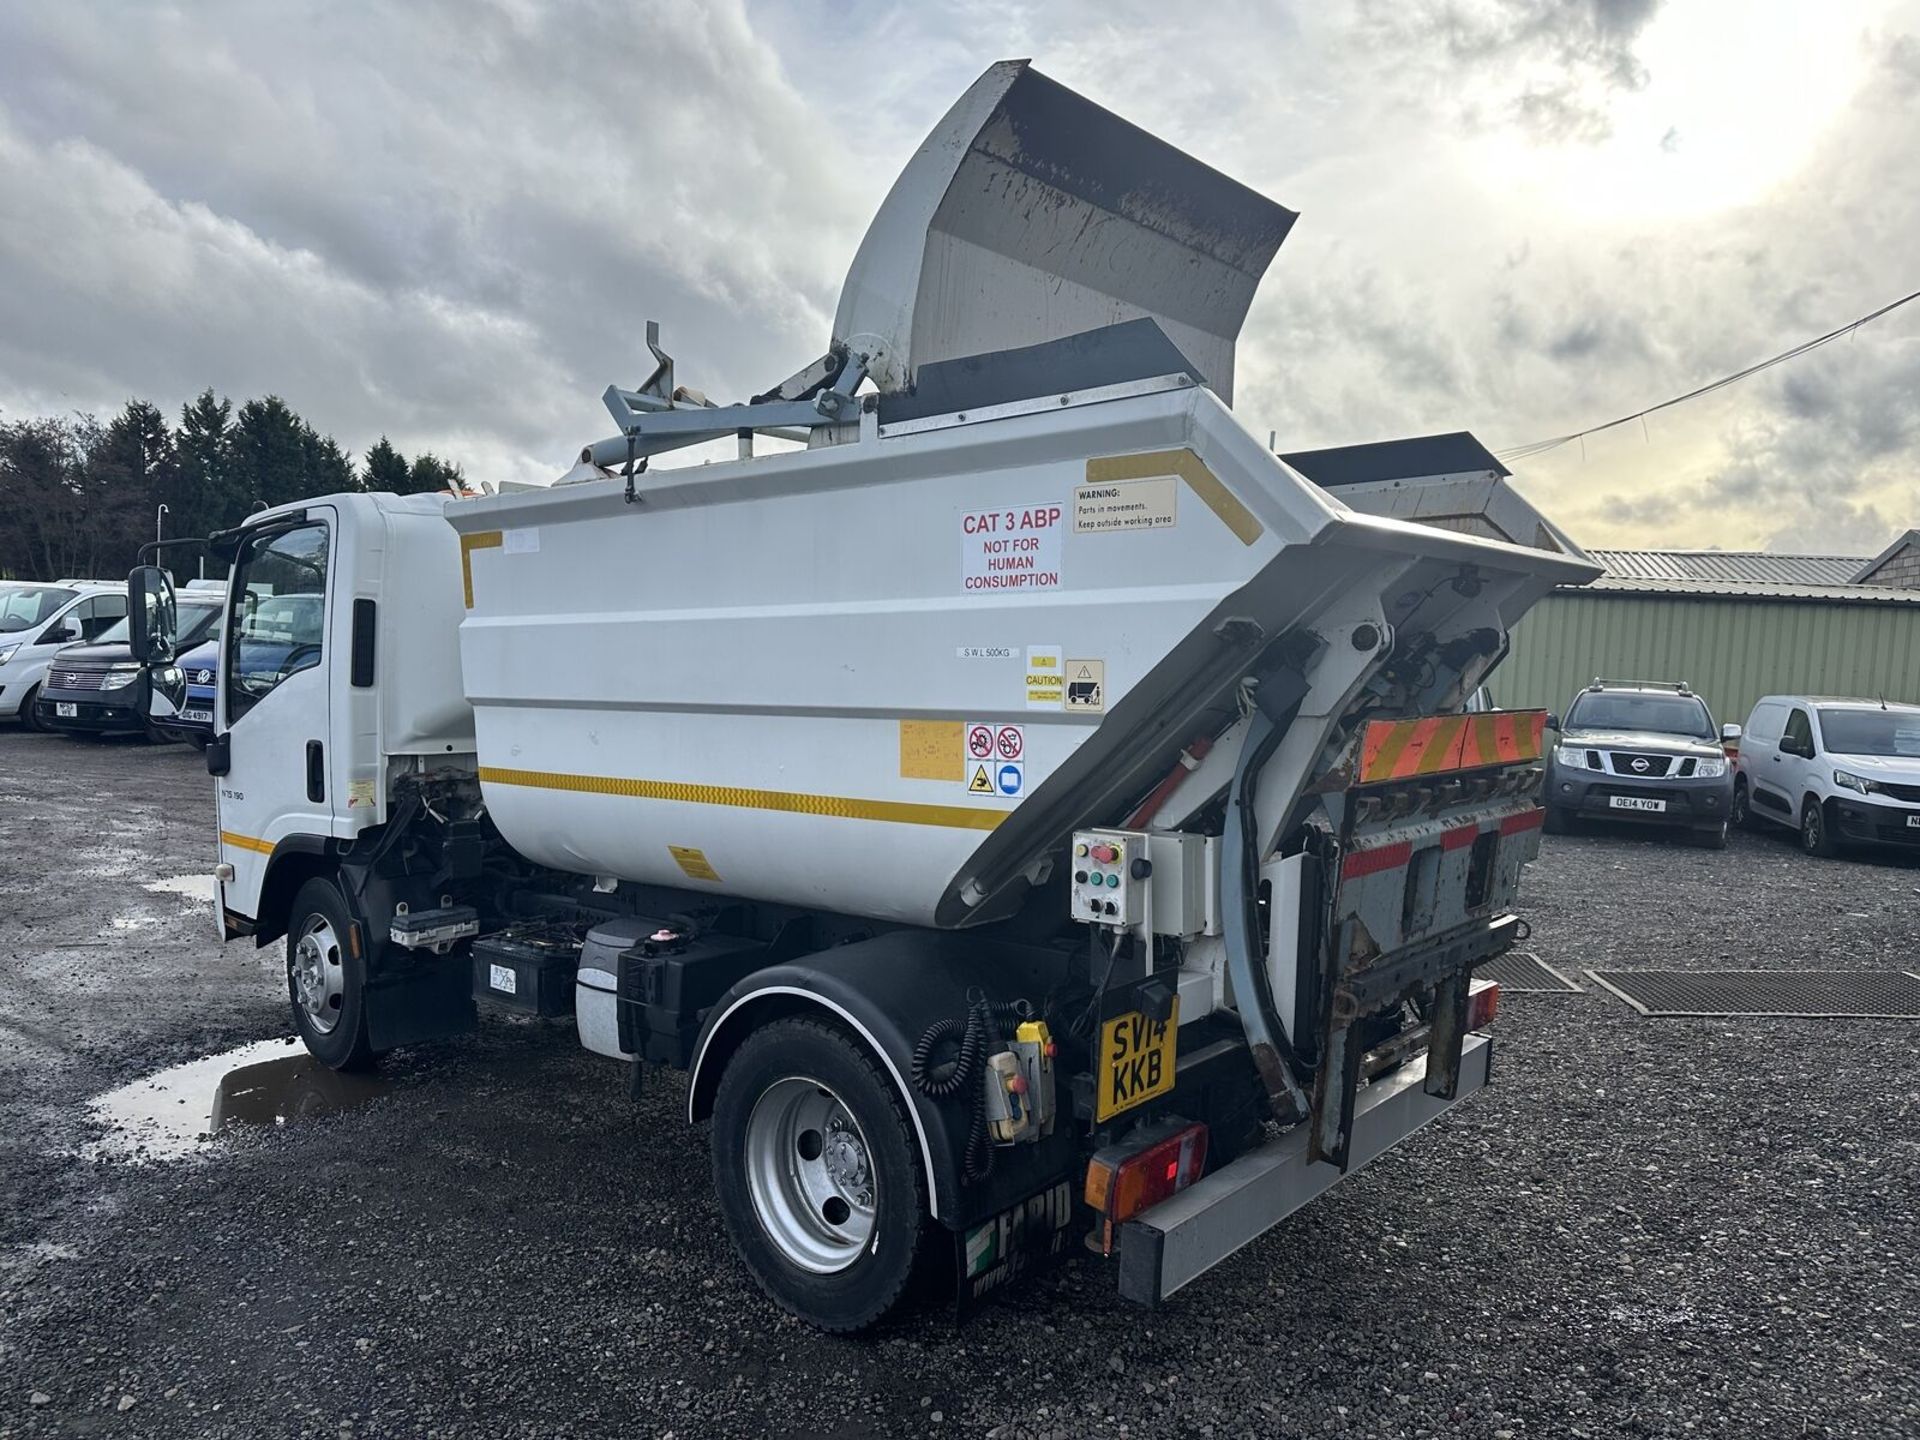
252,836,339,949
689,985,944,1219
685,930,1079,1229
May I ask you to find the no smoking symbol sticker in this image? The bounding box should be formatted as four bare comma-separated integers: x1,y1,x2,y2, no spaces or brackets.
995,725,1024,760
967,725,994,759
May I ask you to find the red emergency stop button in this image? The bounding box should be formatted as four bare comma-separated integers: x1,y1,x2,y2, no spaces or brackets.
1090,844,1118,864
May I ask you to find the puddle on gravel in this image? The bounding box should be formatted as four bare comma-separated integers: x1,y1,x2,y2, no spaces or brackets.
145,874,215,901
86,1037,388,1163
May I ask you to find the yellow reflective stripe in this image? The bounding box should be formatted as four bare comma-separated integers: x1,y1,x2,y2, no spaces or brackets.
1084,449,1263,546
478,766,1011,832
219,830,275,855
460,530,502,608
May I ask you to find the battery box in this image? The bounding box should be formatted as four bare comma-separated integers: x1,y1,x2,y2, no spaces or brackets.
472,932,578,1017
616,931,767,1067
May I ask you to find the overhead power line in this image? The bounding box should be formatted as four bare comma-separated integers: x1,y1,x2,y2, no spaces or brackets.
1496,286,1920,462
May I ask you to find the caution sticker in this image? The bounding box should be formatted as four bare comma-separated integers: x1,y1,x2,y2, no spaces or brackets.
966,763,995,795
668,845,722,883
994,725,1023,761
1064,659,1106,714
1026,646,1063,710
966,723,995,761
1073,475,1177,534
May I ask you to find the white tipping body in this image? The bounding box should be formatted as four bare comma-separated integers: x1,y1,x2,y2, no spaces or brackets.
448,380,1592,929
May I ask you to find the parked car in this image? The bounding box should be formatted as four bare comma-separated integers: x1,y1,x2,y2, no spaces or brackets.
1542,678,1736,847
35,593,225,739
0,581,128,729
1731,696,1920,856
151,637,220,748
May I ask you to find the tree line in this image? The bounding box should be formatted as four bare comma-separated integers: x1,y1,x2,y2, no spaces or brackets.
0,391,466,582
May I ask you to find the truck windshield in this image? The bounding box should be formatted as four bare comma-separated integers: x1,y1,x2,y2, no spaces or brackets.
1565,692,1714,740
1818,708,1920,757
0,585,76,632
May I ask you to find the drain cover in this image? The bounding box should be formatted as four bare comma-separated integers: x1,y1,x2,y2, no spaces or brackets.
1586,969,1920,1019
1479,951,1581,993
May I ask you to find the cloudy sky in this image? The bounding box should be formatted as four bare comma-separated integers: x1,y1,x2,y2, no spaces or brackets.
1,0,1915,554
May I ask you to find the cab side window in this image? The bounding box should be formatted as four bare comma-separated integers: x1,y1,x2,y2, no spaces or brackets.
226,522,329,724
1783,708,1814,755
1746,703,1783,744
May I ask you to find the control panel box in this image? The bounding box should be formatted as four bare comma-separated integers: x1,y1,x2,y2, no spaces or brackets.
1071,830,1144,928
1070,830,1217,937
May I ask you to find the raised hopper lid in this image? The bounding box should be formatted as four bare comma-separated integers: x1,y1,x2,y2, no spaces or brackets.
832,59,1296,407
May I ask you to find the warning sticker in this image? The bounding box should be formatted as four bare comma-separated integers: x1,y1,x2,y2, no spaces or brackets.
994,724,1023,761
995,761,1024,797
966,724,995,760
966,763,995,795
962,504,1063,593
347,778,378,810
900,720,964,781
1064,659,1106,713
1074,475,1177,534
1026,646,1063,710
668,845,722,883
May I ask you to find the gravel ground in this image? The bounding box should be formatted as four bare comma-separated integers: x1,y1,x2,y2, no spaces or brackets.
1,725,1917,1439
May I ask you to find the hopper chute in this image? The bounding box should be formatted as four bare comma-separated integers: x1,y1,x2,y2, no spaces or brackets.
832,59,1296,406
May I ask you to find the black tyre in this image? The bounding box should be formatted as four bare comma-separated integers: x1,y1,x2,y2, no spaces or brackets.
1800,796,1839,858
286,876,376,1070
18,685,44,732
1694,821,1729,850
1543,806,1572,836
711,1017,929,1333
1730,779,1755,829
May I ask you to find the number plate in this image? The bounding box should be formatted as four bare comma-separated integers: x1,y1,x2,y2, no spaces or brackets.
1609,796,1667,812
183,709,212,724
55,702,77,717
1095,1003,1179,1122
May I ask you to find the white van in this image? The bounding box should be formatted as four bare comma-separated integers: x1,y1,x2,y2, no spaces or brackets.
0,581,129,728
1731,695,1920,856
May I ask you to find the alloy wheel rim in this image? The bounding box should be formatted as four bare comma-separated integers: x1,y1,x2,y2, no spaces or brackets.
291,913,345,1035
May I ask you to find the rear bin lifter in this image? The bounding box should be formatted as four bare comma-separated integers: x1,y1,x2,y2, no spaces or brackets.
1120,1034,1491,1305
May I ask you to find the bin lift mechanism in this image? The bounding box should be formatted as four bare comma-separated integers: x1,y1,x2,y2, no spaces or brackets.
588,324,872,502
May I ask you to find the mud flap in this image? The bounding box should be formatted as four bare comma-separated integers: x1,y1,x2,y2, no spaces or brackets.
364,952,476,1052
952,1176,1079,1316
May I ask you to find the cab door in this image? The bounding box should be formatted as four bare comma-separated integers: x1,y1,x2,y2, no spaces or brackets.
1771,707,1817,818
214,510,339,919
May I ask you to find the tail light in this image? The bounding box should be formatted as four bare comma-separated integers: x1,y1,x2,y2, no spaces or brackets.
1467,978,1500,1031
1083,1119,1208,1255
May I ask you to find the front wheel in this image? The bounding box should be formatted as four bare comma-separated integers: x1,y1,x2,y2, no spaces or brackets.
1800,796,1839,858
1730,779,1754,829
1543,805,1572,835
1694,821,1729,850
711,1018,929,1333
286,876,375,1070
18,685,45,732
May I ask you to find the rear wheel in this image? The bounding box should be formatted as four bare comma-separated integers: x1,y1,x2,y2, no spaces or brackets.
1800,796,1839,858
286,876,375,1070
1543,806,1572,835
711,1018,929,1332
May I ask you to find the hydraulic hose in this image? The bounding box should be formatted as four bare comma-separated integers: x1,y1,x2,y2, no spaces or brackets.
910,996,1027,1184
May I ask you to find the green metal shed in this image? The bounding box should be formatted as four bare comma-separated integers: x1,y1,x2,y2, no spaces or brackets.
1496,577,1920,728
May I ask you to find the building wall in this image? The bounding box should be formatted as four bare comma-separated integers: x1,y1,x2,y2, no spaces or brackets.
1494,592,1920,728
1858,541,1920,589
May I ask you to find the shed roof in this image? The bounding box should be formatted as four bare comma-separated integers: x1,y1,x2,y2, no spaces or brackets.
1587,549,1868,585
1576,576,1920,605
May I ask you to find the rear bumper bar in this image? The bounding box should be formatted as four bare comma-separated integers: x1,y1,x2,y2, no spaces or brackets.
1117,1032,1492,1306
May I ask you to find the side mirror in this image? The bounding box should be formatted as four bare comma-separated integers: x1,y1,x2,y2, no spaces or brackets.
128,565,179,664
1777,737,1804,759
1545,713,1561,732
52,618,83,643
1721,723,1743,744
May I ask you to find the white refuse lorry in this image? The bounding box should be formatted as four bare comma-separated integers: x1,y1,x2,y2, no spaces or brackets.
130,60,1598,1330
